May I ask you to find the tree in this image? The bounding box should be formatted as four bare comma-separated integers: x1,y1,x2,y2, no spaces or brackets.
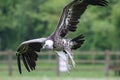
0,0,120,51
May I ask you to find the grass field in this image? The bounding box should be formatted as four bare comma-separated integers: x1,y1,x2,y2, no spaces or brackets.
0,61,120,80
0,51,120,80
0,70,119,80
1,77,120,80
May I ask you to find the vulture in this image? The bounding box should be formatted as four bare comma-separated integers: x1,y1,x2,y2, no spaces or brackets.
16,0,108,74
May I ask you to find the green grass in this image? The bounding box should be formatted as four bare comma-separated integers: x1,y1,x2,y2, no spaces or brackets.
1,77,119,80
0,70,119,80
1,51,120,80
0,61,119,80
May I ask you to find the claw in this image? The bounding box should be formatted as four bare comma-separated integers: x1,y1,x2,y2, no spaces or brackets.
65,50,75,68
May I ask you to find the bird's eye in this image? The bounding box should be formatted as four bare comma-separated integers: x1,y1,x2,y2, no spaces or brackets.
45,45,49,47
62,41,65,44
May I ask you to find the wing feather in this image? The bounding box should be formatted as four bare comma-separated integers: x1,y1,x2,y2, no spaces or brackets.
71,34,85,50
22,54,30,72
16,38,46,74
51,0,108,38
17,54,22,74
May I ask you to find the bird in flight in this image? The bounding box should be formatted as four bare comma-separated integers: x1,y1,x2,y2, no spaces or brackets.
16,0,108,74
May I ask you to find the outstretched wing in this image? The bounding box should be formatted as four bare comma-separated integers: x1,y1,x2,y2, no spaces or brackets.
16,38,46,74
52,0,108,38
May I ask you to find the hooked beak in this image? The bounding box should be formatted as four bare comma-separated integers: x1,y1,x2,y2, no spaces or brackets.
43,40,54,50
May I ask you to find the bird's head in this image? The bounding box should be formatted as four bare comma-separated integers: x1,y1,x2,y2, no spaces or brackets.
43,40,54,50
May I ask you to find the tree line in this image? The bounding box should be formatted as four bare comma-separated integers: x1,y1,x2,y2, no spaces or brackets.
0,0,119,51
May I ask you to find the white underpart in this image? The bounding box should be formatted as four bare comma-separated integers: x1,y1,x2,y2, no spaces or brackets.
56,51,70,73
43,40,54,49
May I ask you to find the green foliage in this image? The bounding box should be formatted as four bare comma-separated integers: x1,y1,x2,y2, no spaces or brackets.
0,0,120,51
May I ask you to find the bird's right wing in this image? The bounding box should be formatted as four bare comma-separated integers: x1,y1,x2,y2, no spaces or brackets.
16,38,47,74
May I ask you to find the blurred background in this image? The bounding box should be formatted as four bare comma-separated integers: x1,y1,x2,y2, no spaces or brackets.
0,0,120,80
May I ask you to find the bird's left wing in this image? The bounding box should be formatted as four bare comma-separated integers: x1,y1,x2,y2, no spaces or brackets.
16,38,46,74
51,0,108,38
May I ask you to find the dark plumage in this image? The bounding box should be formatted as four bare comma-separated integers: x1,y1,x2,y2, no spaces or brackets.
16,38,46,73
58,0,108,37
71,34,85,50
16,0,108,74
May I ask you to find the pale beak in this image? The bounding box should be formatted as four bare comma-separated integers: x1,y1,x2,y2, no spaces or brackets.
43,45,53,50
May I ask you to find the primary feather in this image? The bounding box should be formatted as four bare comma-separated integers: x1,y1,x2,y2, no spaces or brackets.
16,38,46,74
53,0,108,37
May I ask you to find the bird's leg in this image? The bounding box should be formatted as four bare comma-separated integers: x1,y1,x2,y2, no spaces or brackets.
64,50,75,68
63,40,75,68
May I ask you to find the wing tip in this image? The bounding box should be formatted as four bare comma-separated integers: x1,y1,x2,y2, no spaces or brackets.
86,0,108,6
17,53,22,74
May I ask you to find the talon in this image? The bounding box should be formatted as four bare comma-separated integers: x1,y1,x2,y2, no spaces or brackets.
65,50,75,68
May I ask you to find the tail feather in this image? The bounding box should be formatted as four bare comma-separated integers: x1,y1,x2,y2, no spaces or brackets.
71,34,85,50
72,34,84,42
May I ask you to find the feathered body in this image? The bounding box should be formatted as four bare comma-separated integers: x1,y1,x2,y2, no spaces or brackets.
16,0,108,74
